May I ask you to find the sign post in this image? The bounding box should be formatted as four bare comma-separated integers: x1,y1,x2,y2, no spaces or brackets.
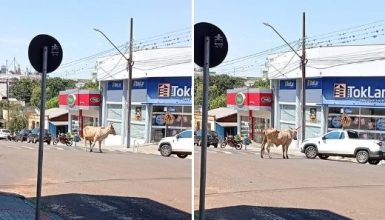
194,22,228,220
28,34,62,220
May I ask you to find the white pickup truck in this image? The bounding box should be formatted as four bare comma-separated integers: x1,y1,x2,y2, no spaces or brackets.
300,129,385,165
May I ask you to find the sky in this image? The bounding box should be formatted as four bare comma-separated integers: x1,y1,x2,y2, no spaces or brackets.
195,0,385,77
0,0,191,79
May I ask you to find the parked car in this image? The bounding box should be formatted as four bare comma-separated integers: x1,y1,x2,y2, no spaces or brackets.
27,128,52,144
158,130,193,158
194,130,219,148
0,129,11,140
14,129,31,142
300,129,385,164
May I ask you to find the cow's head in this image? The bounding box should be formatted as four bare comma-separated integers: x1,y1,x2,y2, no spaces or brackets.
108,123,117,135
289,127,300,140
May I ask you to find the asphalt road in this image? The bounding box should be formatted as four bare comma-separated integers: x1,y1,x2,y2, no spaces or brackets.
194,146,385,220
0,140,192,219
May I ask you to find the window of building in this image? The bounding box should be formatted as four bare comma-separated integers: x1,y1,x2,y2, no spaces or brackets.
107,104,122,135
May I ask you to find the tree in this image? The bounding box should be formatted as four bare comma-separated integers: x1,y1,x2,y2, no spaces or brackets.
46,97,59,109
30,86,41,109
46,77,76,100
9,78,37,103
83,80,99,90
253,78,270,89
194,74,246,110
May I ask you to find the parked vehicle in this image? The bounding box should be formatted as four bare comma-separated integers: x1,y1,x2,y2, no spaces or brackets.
14,129,31,142
158,130,193,158
221,135,243,150
27,128,52,145
0,129,11,140
194,130,219,148
300,129,385,164
53,133,73,146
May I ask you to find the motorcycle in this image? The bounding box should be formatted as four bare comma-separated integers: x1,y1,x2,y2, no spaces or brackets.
53,133,73,146
220,135,243,150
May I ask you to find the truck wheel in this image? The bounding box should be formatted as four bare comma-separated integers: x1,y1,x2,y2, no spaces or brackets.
319,155,329,160
368,159,380,165
177,153,188,158
304,145,317,159
356,150,369,164
160,144,172,157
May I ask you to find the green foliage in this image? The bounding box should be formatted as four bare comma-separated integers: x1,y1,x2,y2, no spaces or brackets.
194,74,246,110
9,78,37,103
11,77,76,108
30,86,41,109
253,78,270,89
83,80,99,89
209,94,227,109
46,96,59,109
9,114,28,133
8,105,27,133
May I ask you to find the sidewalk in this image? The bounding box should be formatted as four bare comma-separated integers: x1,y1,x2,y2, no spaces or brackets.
0,192,62,220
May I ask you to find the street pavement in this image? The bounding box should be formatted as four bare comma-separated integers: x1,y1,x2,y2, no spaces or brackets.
0,139,191,220
194,142,385,220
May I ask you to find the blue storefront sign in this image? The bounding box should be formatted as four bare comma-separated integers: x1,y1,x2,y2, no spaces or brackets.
132,79,146,89
279,80,296,90
107,80,123,90
306,78,322,89
323,77,385,106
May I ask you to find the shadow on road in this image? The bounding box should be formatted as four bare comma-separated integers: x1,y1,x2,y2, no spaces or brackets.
30,193,191,220
195,205,351,220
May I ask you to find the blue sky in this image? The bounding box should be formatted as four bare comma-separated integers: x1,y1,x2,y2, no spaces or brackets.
0,0,191,79
195,0,385,77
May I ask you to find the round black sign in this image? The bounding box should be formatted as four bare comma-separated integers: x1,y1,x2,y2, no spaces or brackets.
28,34,63,73
194,22,228,68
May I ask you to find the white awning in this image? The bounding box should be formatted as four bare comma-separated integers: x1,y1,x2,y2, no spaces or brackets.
49,121,68,126
216,122,238,127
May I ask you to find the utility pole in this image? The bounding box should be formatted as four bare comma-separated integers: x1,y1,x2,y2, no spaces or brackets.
301,12,306,141
263,12,307,141
6,79,9,129
126,18,134,149
93,18,134,148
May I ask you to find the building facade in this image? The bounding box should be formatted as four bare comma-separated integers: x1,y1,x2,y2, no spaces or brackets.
97,47,192,146
226,88,272,143
268,45,385,147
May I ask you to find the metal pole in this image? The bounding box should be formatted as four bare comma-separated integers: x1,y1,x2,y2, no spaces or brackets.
126,18,133,148
35,46,48,220
199,36,210,220
301,12,306,141
6,79,9,129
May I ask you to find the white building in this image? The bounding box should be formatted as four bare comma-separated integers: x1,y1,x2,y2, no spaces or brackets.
267,44,385,147
97,47,192,146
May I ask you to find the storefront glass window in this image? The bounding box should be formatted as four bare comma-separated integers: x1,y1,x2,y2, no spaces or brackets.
107,104,122,135
306,106,321,124
131,105,146,122
280,104,296,122
107,104,122,120
151,105,192,142
328,107,385,140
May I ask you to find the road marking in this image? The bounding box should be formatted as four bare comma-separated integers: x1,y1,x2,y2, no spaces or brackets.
222,151,232,154
20,145,34,150
4,145,22,150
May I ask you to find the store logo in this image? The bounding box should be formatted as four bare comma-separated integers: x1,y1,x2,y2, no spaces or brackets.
235,92,246,106
334,83,347,98
334,83,385,99
90,97,100,103
158,83,191,98
158,83,171,97
68,94,76,107
261,97,272,103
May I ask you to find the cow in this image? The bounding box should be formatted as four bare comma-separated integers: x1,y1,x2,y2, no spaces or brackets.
260,127,299,159
83,123,117,153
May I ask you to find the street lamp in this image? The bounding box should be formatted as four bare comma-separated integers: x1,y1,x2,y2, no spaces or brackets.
93,21,134,148
263,12,306,142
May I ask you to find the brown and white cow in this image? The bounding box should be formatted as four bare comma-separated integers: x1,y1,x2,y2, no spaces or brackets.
260,127,299,159
83,123,117,153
